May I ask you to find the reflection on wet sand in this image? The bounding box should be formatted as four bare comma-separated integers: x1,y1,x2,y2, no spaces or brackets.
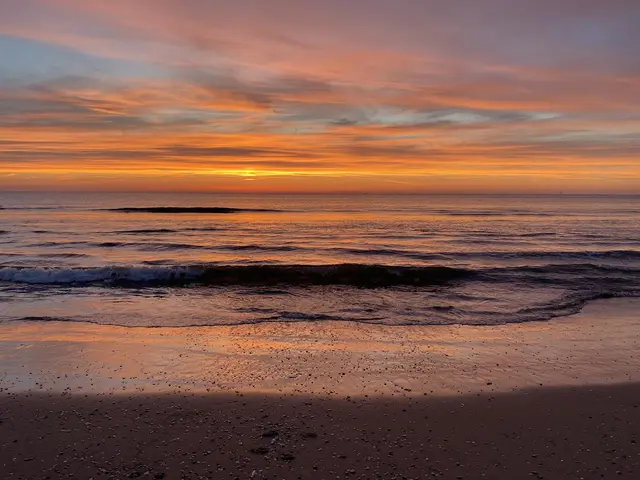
1,298,639,397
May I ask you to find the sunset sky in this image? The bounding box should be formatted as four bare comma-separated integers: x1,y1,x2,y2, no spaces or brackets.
1,0,639,193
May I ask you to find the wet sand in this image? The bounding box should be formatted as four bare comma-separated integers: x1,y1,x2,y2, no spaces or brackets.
1,298,639,396
1,298,640,478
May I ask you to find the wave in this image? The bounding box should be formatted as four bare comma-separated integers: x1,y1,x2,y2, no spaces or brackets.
2,262,639,327
1,262,638,288
9,287,639,328
489,262,640,284
28,240,305,252
31,241,211,250
430,209,558,217
37,253,91,258
0,264,471,287
334,248,640,261
516,232,556,238
118,229,179,234
108,207,281,214
497,263,640,275
336,247,429,258
32,241,88,247
470,250,640,260
277,312,342,321
224,245,299,252
116,227,221,234
472,249,640,261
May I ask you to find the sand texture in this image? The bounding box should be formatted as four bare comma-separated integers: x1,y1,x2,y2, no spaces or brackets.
1,299,640,478
2,384,640,479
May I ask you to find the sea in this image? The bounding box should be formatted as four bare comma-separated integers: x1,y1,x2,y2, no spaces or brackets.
1,192,638,327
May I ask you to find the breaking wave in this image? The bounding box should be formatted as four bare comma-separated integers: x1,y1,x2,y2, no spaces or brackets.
0,264,471,287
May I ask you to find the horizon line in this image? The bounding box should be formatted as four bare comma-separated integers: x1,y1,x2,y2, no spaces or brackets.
3,190,639,197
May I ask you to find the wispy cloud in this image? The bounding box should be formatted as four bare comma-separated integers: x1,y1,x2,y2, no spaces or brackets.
0,0,639,192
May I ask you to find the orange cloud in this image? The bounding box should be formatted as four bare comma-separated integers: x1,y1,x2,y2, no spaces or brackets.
1,0,639,192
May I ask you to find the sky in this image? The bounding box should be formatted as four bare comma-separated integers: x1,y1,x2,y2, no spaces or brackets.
1,0,639,193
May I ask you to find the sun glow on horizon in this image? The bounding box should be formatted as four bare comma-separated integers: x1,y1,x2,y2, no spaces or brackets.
1,0,639,193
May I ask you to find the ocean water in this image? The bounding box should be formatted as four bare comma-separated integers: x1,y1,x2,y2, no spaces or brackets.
1,192,639,327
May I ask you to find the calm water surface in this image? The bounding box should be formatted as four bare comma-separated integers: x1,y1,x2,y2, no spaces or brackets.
1,193,638,326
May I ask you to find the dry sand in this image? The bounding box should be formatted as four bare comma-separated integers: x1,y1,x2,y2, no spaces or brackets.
2,384,639,479
1,298,640,478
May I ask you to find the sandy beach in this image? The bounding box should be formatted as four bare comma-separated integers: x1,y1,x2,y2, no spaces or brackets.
2,384,639,479
1,298,639,396
1,298,640,478
3,0,639,475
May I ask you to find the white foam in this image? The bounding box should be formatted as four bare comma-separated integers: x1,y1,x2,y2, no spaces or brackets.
0,266,202,284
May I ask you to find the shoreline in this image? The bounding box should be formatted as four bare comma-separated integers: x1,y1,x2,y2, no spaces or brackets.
1,297,639,396
7,290,628,330
2,297,640,478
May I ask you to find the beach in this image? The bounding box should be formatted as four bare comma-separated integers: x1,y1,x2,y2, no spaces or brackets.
2,384,639,479
3,0,640,474
2,298,640,478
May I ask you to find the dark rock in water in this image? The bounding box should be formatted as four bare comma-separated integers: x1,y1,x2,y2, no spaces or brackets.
302,432,318,438
261,430,279,438
249,446,269,455
280,453,296,462
108,207,280,214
